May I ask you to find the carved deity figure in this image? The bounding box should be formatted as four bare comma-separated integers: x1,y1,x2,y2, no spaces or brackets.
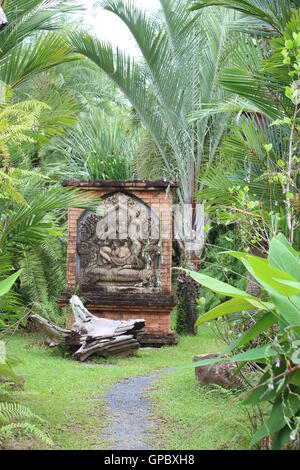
77,193,160,291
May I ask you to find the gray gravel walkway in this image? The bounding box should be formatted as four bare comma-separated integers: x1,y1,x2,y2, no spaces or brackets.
99,372,166,450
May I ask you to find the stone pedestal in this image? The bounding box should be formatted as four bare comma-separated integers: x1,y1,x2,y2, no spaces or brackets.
58,180,179,346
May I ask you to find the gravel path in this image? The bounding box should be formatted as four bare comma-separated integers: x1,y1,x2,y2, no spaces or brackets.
99,372,165,450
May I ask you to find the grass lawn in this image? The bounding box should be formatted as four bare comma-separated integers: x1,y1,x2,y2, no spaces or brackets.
3,326,252,450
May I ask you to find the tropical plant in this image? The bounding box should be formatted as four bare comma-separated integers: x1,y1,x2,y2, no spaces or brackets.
0,402,53,447
0,0,80,90
66,0,247,334
68,0,240,256
189,0,300,35
0,176,99,324
0,79,98,325
0,96,50,203
49,61,130,115
0,273,21,375
189,5,300,252
0,273,53,448
44,109,136,181
183,233,300,449
0,2,103,324
0,1,82,169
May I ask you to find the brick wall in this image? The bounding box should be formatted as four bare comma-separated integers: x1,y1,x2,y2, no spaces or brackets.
60,181,178,337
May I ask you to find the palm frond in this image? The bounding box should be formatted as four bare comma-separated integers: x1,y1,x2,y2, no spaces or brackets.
0,0,81,58
70,2,239,204
68,30,170,172
0,32,80,89
45,109,135,180
188,0,300,34
0,184,99,246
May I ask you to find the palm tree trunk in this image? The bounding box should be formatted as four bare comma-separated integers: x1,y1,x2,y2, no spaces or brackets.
176,270,200,336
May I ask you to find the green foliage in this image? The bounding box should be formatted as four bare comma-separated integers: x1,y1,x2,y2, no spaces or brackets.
0,398,53,447
0,0,80,89
198,228,247,313
133,131,173,180
0,270,22,298
175,295,187,335
0,179,98,325
189,0,300,34
0,1,138,331
68,0,238,209
195,10,300,251
0,271,51,448
46,110,135,181
185,233,300,449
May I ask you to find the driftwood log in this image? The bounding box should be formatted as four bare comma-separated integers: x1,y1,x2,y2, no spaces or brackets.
31,296,146,361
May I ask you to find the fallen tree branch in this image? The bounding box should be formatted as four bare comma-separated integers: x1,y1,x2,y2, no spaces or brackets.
31,295,145,361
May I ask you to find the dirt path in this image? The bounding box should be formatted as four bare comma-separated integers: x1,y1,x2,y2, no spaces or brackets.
99,373,165,450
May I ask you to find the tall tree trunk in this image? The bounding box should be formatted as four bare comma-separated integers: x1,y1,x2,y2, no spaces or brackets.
176,270,200,335
174,194,204,335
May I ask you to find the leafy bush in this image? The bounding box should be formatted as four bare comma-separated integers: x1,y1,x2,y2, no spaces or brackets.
0,271,52,448
175,226,246,335
198,227,247,313
184,233,300,449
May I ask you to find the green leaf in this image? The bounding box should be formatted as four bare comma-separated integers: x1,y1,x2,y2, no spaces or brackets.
224,312,277,354
192,345,277,369
285,39,294,49
243,362,288,406
250,394,300,446
188,1,283,32
271,294,300,328
226,249,300,297
195,297,274,328
182,268,256,300
265,143,273,152
290,370,300,387
269,235,300,281
241,256,300,297
0,270,22,298
195,298,256,327
273,279,300,291
271,426,293,450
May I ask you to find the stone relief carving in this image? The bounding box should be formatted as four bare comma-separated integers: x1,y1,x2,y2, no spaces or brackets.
77,193,161,291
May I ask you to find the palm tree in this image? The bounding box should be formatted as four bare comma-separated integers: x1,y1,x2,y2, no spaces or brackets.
68,0,239,257
189,1,300,246
0,0,80,90
189,0,300,35
66,0,244,333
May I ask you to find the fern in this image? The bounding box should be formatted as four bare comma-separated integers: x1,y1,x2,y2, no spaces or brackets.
0,422,53,447
0,402,43,425
0,403,53,447
0,99,48,156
